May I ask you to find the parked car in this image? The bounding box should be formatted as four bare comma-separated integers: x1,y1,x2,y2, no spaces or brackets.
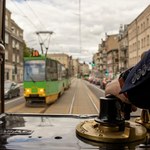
94,77,101,85
101,78,111,90
88,75,94,83
4,80,20,99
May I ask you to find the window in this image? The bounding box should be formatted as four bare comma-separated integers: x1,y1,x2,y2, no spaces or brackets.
16,42,19,49
17,30,19,36
12,54,15,62
141,23,143,31
11,26,15,34
17,55,19,63
5,50,8,60
147,18,149,27
5,15,8,27
147,35,149,46
24,60,45,81
137,26,139,33
5,33,9,44
12,40,16,48
143,22,145,30
141,39,143,48
138,41,140,49
144,37,146,47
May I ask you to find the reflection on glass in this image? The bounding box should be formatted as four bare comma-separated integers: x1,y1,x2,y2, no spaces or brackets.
24,60,45,81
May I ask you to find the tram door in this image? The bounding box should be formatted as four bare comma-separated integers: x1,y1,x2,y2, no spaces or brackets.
0,0,6,113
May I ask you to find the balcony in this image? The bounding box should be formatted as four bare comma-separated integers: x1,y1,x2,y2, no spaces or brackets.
120,55,128,60
120,45,128,51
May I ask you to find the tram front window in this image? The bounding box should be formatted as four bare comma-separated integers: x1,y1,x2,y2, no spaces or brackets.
24,60,45,82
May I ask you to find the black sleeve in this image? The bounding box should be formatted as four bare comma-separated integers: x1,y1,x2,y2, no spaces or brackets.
119,67,133,81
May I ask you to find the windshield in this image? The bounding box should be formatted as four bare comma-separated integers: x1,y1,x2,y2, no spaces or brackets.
2,1,150,149
3,0,150,116
24,60,45,81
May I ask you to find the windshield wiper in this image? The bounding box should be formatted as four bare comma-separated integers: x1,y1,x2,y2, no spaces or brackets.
26,71,35,82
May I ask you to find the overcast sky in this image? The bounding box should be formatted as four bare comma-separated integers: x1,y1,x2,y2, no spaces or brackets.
6,0,150,63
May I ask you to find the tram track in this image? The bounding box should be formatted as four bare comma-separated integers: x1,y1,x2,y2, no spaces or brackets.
6,78,100,114
68,81,78,114
67,79,99,114
42,78,78,114
81,79,99,113
84,85,99,113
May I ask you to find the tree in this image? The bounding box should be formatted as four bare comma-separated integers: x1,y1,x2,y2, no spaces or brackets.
23,42,31,57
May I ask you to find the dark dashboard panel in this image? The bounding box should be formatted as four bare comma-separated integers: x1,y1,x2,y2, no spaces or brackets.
0,114,150,150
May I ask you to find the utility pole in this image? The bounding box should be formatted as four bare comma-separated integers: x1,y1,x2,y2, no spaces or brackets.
0,0,6,113
79,0,82,53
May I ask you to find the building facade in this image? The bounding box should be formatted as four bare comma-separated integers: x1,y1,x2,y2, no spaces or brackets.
118,24,129,72
105,34,119,79
98,41,107,78
72,59,80,76
93,52,100,70
5,9,24,82
128,5,150,67
92,5,150,79
79,62,90,76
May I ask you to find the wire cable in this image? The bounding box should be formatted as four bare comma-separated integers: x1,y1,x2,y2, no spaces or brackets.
24,0,47,30
11,0,39,30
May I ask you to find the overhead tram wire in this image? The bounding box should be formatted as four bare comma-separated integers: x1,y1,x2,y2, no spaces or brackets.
10,0,42,52
25,39,37,44
24,0,47,30
10,0,39,31
10,0,50,54
24,0,54,55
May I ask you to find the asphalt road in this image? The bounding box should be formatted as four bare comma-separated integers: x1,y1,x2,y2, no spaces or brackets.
5,78,142,117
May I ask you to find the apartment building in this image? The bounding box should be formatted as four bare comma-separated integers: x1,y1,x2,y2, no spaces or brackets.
98,41,107,78
5,9,24,82
118,24,129,72
93,34,119,79
72,59,80,76
93,5,150,78
79,62,90,76
93,52,100,70
105,34,119,79
128,5,150,67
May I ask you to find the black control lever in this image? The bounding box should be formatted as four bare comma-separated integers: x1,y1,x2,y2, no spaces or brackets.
106,94,132,120
95,94,132,131
121,102,132,120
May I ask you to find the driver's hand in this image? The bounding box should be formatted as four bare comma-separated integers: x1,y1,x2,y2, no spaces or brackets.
105,78,137,112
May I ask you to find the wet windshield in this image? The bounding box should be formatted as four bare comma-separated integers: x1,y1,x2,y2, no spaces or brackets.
2,1,150,150
3,0,150,115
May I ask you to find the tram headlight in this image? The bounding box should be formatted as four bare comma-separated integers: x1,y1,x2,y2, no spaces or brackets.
24,88,31,96
38,88,45,96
